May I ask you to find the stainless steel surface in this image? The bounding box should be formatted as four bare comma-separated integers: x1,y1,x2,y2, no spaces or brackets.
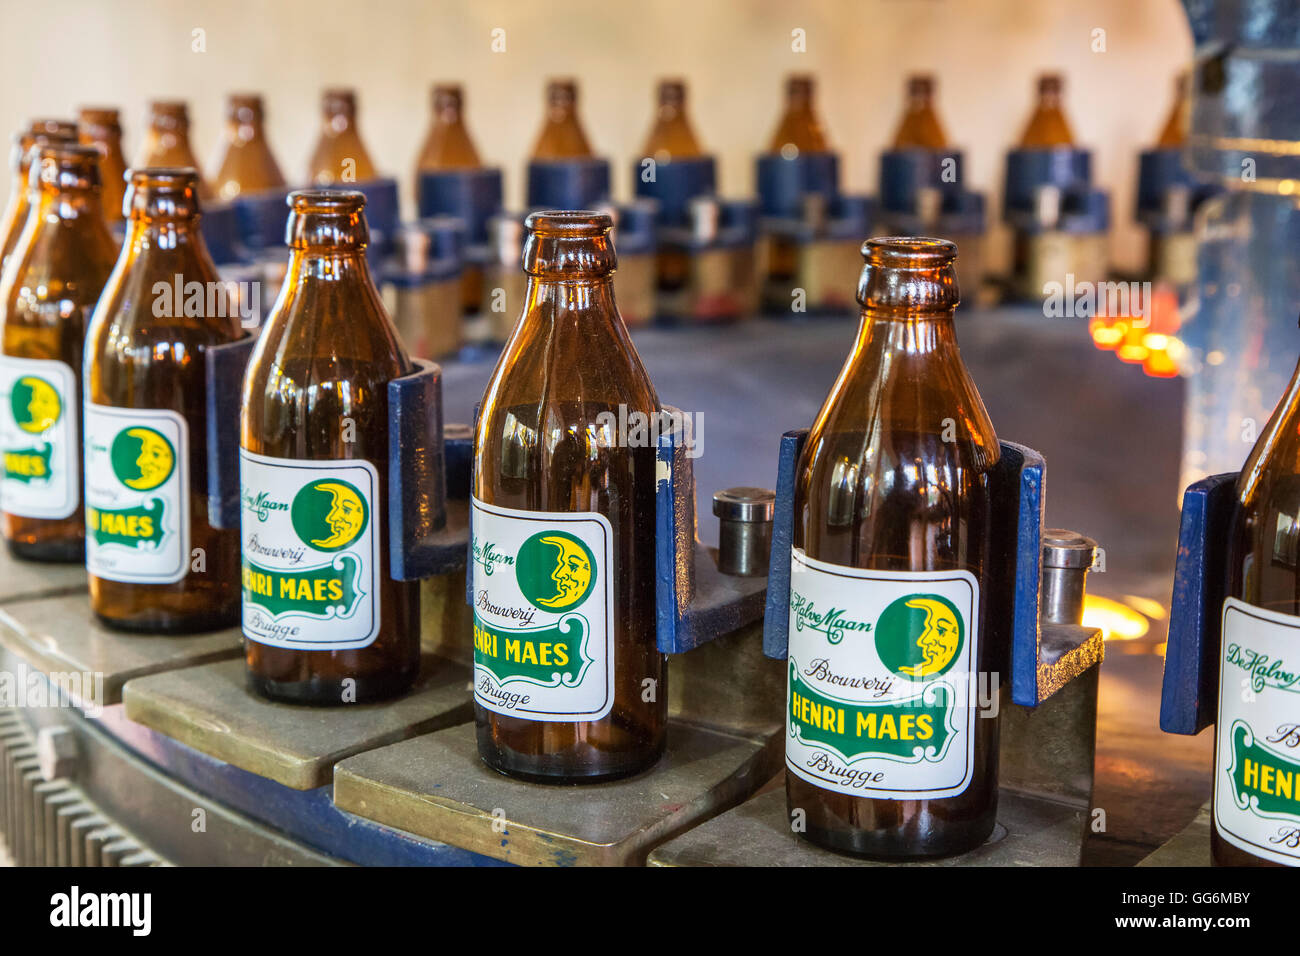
713,486,775,577
1041,528,1099,626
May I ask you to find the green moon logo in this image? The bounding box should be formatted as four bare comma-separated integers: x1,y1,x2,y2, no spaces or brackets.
110,426,176,491
516,531,596,611
875,594,964,681
10,376,61,434
291,479,368,552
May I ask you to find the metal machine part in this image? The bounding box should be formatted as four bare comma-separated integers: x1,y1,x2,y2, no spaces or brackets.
713,487,775,576
1040,528,1099,625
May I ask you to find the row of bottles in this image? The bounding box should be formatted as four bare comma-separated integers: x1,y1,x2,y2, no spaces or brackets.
48,71,1189,213
0,116,1004,857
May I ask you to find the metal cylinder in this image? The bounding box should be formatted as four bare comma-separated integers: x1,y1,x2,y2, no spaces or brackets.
713,487,776,577
1040,528,1098,626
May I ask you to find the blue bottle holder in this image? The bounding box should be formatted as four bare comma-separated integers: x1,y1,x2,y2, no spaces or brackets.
613,200,657,257
377,215,465,289
632,156,717,227
755,151,839,219
1004,188,1110,235
762,428,1060,708
204,340,469,581
201,200,245,266
658,198,760,253
232,187,296,257
1136,148,1220,233
464,405,769,655
879,149,967,213
1160,472,1238,735
526,157,611,211
416,167,504,247
1002,148,1092,215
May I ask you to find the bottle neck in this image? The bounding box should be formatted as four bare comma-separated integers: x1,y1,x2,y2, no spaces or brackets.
287,246,375,283
851,308,960,366
520,274,619,328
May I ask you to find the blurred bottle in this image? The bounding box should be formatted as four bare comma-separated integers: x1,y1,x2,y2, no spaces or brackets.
308,88,378,186
415,84,482,172
240,190,419,704
78,108,128,223
138,101,212,199
0,120,78,271
211,94,286,201
1157,73,1190,149
891,75,949,151
641,79,703,160
530,79,594,161
84,168,242,631
0,144,118,561
768,74,828,154
1018,74,1075,149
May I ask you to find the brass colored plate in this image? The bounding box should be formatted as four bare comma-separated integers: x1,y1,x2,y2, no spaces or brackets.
646,785,1086,867
124,655,474,791
1136,803,1211,867
0,545,85,604
0,595,240,708
334,721,782,866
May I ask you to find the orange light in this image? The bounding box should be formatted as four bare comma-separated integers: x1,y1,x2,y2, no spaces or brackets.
1083,594,1150,641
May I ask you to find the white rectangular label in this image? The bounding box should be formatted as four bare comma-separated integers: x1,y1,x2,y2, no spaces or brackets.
0,355,79,519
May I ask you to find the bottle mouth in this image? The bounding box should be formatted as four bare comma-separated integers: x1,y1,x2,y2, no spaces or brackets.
78,107,120,127
126,167,202,219
525,210,612,238
149,101,190,131
128,166,200,189
322,89,357,115
857,237,960,312
546,80,578,106
286,189,369,250
29,118,78,141
31,143,103,191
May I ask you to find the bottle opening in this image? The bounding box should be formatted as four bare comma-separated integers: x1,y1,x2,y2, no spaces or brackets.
857,237,959,312
546,79,578,107
29,118,78,141
433,84,463,112
322,89,357,116
149,102,190,130
126,167,201,219
906,75,934,99
227,94,265,121
286,189,369,250
525,210,612,238
78,107,120,127
658,79,686,106
128,166,200,190
1037,74,1063,97
32,143,103,191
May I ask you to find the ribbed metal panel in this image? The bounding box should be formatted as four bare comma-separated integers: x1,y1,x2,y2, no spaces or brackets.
0,707,164,866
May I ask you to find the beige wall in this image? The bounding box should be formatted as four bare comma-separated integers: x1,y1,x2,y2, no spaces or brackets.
0,0,1191,273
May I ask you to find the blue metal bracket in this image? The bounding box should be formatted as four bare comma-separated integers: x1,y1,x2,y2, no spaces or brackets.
205,335,257,529
761,432,1052,707
1160,472,1238,735
206,347,469,579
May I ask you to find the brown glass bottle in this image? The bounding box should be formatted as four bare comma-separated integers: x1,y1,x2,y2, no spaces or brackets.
84,168,242,631
530,80,594,161
769,74,829,154
1157,73,1190,148
641,79,703,161
212,94,286,202
891,75,949,151
415,84,483,172
240,190,419,704
0,144,118,562
308,89,378,186
1,121,78,271
787,238,1001,859
138,102,212,200
78,108,129,223
472,211,666,782
1213,348,1300,866
1018,74,1075,149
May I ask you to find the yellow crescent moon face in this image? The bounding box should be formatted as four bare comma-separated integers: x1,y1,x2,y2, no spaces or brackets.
536,534,592,609
124,428,175,490
311,481,366,549
901,597,961,677
17,377,61,434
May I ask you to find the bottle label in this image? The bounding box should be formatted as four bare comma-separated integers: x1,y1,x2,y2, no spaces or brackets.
84,405,190,583
239,450,381,651
1214,597,1300,865
785,549,980,800
0,356,79,519
470,497,615,722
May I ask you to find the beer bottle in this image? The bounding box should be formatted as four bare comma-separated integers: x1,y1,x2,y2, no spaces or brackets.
0,144,118,561
472,211,666,781
641,79,703,161
415,84,482,172
1,121,78,270
768,74,828,154
530,80,594,161
83,168,242,631
1156,73,1189,149
78,108,129,224
1214,344,1300,866
1017,74,1075,149
308,88,378,186
787,237,1001,858
138,101,211,200
240,190,419,703
212,94,286,202
891,75,949,151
